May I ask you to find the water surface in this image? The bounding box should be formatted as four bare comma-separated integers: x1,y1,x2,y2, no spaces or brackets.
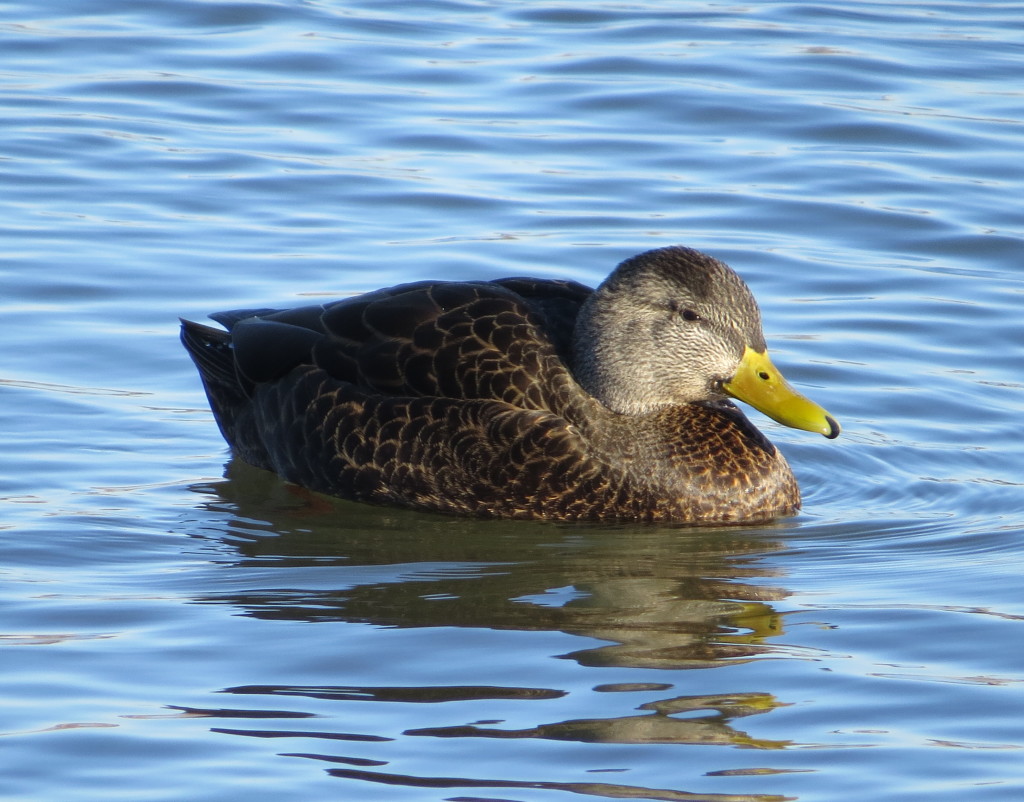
3,2,1024,800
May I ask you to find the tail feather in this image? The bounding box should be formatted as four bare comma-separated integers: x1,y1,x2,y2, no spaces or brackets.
181,318,269,464
180,318,239,390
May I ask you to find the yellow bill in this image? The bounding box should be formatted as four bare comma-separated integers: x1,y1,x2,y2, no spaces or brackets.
723,346,840,439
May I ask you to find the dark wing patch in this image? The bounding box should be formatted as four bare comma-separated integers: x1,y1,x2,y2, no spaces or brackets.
230,317,325,384
311,279,588,413
491,277,591,361
201,278,592,421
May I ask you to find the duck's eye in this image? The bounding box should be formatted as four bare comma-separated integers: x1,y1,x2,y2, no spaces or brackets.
667,301,701,320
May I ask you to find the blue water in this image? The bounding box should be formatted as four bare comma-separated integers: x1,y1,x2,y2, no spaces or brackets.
3,1,1024,800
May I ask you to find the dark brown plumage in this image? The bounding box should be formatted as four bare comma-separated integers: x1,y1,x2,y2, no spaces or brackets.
181,246,838,523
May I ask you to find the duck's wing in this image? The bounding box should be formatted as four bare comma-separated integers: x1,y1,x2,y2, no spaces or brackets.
490,276,592,362
235,375,615,519
215,278,593,414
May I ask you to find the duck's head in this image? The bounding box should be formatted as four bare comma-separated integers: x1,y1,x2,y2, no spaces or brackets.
572,246,840,439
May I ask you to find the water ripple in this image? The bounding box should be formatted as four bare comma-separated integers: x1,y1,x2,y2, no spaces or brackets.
4,1,1024,801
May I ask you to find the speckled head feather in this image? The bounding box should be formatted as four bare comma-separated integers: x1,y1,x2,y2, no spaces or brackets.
611,245,768,352
181,246,838,524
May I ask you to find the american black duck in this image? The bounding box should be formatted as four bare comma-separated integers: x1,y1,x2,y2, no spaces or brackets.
181,246,839,523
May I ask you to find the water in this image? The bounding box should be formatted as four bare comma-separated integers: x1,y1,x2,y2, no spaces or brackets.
2,1,1024,799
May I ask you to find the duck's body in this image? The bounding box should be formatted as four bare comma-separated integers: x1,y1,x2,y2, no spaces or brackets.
181,246,838,523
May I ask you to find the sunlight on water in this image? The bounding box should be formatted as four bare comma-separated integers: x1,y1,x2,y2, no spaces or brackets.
2,1,1024,800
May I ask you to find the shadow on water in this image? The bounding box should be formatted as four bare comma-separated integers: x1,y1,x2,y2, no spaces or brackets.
180,458,807,801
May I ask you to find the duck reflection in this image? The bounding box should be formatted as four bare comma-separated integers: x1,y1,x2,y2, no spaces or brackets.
181,459,802,798
194,459,792,672
405,691,788,748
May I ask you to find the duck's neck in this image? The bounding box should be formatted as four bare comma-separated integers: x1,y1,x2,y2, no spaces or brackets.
571,293,658,415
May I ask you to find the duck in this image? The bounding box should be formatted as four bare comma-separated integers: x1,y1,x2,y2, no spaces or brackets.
181,246,839,524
